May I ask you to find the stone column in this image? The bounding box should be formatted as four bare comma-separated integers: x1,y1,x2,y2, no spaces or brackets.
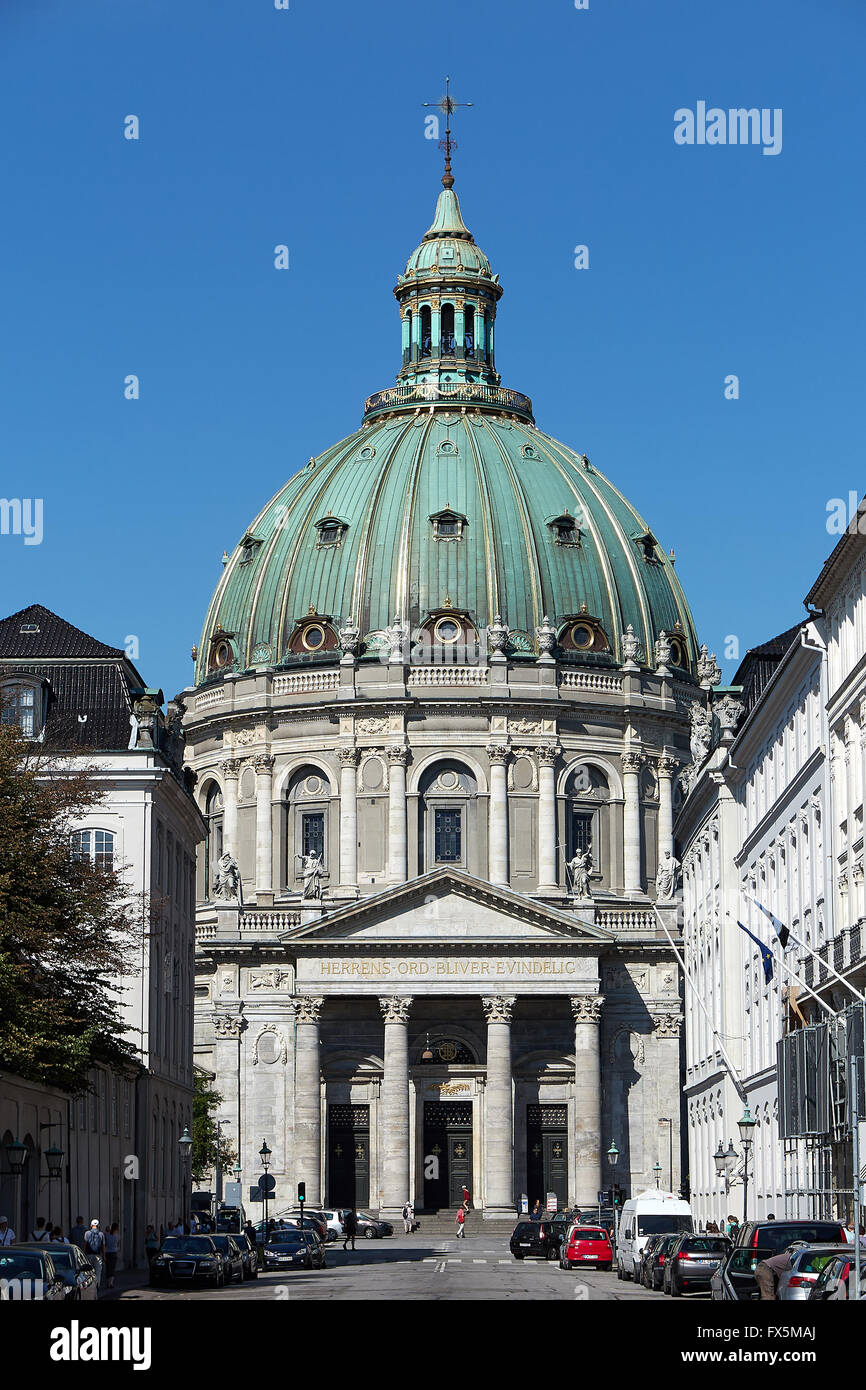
379,996,412,1217
293,996,323,1205
570,994,604,1207
221,758,241,859
254,755,274,903
537,743,559,894
487,743,511,886
650,1009,684,1191
656,754,677,864
388,747,410,885
482,995,516,1216
337,747,360,895
622,750,643,895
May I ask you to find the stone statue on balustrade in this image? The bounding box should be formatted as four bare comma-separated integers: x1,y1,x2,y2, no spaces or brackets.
214,852,243,909
656,850,680,901
568,845,593,900
296,851,324,901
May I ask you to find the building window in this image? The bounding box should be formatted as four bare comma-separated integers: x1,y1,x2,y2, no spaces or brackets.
315,515,348,548
441,303,456,356
302,812,325,860
71,828,116,869
420,305,432,358
434,808,462,863
569,809,593,858
430,509,467,542
204,784,224,899
1,681,39,737
548,513,580,546
464,305,475,358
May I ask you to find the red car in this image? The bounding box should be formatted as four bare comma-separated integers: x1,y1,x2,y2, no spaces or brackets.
559,1224,613,1271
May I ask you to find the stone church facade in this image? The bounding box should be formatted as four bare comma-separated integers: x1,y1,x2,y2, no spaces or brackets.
185,162,699,1217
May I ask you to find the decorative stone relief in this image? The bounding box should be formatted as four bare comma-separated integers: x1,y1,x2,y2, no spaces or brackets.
482,995,516,1024
716,694,745,734
379,995,413,1024
608,1028,645,1066
537,742,560,767
219,969,235,994
253,1024,288,1066
654,630,672,671
337,746,361,767
486,742,511,766
621,624,641,664
621,750,643,775
510,717,542,735
536,615,557,659
651,1010,683,1038
214,1011,246,1039
697,643,722,688
486,614,510,656
293,995,324,1025
569,994,604,1024
358,716,389,735
387,746,410,767
249,968,292,991
222,757,242,779
253,754,275,774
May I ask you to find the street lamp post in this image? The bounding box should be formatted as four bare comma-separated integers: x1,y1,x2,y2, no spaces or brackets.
659,1118,674,1192
737,1107,756,1227
607,1141,620,1247
713,1139,739,1230
178,1128,192,1231
259,1140,272,1240
39,1123,65,1231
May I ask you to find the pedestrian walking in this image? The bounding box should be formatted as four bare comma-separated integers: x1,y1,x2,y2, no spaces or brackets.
51,1226,67,1243
0,1216,15,1247
244,1220,257,1249
30,1216,50,1242
402,1200,414,1235
145,1225,159,1266
342,1208,358,1251
70,1215,86,1249
105,1223,120,1287
455,1205,466,1239
462,1185,470,1211
530,1200,541,1221
83,1219,106,1288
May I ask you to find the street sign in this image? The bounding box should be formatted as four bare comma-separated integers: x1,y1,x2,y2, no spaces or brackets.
597,1191,606,1205
248,1186,264,1204
258,1173,276,1194
546,1191,557,1212
224,1181,242,1207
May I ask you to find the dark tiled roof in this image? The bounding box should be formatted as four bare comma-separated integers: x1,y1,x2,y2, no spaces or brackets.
733,623,803,717
0,604,141,750
0,604,124,659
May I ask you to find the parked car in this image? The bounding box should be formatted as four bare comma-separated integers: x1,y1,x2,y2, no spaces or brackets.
148,1235,225,1289
352,1211,394,1240
208,1234,245,1285
776,1244,851,1301
510,1220,560,1261
0,1248,69,1301
616,1191,693,1281
662,1234,731,1296
318,1210,347,1242
638,1233,673,1289
558,1224,613,1271
13,1241,99,1301
233,1232,259,1280
283,1210,331,1242
711,1220,848,1302
808,1251,866,1301
262,1228,326,1271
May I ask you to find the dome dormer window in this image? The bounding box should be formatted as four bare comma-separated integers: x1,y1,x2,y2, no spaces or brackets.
548,512,581,546
208,629,236,671
431,508,466,541
315,515,348,548
634,529,660,564
560,610,609,653
237,533,264,565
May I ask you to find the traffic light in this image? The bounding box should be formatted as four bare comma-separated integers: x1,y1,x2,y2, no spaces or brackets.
298,1181,306,1207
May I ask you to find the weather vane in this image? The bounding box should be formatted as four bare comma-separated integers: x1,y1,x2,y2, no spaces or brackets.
423,75,472,188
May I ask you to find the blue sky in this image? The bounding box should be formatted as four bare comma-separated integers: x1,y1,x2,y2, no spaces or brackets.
1,0,864,701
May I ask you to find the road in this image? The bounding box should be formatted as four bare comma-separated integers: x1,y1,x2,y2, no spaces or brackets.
118,1233,672,1302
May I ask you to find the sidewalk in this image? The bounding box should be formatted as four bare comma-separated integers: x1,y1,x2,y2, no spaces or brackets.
98,1264,149,1300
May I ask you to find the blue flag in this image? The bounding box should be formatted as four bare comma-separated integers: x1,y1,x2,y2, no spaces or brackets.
750,898,790,948
737,921,774,983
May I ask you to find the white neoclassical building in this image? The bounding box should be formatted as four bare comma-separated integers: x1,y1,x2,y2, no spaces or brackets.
185,166,699,1218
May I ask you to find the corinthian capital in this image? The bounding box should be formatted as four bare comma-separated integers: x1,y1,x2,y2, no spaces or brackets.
656,754,678,780
379,995,412,1024
387,745,411,767
651,1010,683,1038
482,995,516,1024
253,754,275,774
213,1011,246,1039
337,746,361,768
293,995,324,1026
536,743,560,768
486,742,511,766
222,757,242,779
570,994,604,1024
621,750,643,775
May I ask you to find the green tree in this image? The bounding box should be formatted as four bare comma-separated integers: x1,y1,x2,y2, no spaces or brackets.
191,1067,236,1185
0,719,141,1092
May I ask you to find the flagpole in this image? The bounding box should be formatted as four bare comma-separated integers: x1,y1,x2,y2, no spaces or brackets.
750,897,865,1005
652,905,747,1103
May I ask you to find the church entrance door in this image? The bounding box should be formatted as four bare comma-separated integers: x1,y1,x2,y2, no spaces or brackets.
423,1102,473,1210
526,1104,568,1209
327,1104,370,1208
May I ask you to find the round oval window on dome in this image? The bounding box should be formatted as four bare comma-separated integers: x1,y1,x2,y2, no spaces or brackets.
669,638,686,667
434,618,461,644
302,625,326,651
212,639,233,668
572,623,595,650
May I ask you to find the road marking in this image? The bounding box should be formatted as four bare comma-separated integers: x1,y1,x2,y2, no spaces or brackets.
498,1259,511,1265
473,1259,486,1264
423,1258,438,1263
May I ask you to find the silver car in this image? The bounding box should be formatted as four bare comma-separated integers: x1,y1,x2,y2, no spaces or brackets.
777,1243,856,1301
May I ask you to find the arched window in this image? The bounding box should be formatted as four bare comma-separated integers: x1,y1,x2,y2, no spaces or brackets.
71,828,115,869
420,305,432,358
203,783,223,900
286,767,331,892
418,761,478,873
1,680,42,738
441,303,456,356
564,764,610,889
464,305,475,359
404,310,412,365
483,311,491,363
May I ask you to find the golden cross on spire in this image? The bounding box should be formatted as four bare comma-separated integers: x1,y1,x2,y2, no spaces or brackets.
423,75,473,188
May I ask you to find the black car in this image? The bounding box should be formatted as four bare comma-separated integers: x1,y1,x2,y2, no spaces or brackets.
208,1234,245,1285
662,1234,731,1296
262,1228,326,1271
509,1220,560,1261
638,1233,674,1290
712,1221,847,1301
149,1235,225,1289
234,1232,259,1280
0,1248,76,1301
14,1241,99,1301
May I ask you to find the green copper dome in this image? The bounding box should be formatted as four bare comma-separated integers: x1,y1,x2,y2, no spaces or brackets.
195,180,698,683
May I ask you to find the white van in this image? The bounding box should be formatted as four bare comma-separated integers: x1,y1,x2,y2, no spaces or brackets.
615,1190,693,1281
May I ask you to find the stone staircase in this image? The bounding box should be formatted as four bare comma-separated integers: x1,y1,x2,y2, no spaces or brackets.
411,1211,517,1236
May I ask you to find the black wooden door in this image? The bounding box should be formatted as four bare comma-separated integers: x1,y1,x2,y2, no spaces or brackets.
449,1134,472,1207
526,1105,568,1209
328,1105,370,1207
423,1102,472,1210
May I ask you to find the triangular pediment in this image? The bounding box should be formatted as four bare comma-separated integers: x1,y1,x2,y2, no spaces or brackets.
280,868,612,946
